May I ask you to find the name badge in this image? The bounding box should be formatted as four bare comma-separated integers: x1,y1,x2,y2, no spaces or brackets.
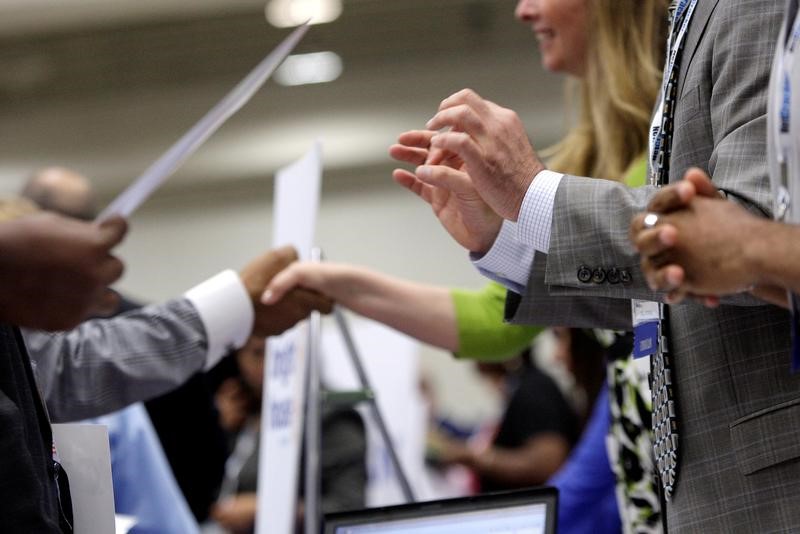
632,299,661,359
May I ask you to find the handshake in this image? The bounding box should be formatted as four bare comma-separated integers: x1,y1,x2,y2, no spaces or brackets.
0,208,332,335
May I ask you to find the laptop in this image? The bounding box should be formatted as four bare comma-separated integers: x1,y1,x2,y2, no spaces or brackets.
323,487,558,534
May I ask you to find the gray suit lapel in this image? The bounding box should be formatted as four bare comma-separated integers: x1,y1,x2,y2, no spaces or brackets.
678,0,722,97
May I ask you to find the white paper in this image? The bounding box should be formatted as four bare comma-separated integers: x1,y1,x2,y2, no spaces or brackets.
114,515,138,534
96,23,309,222
256,143,323,534
51,424,116,534
631,299,661,326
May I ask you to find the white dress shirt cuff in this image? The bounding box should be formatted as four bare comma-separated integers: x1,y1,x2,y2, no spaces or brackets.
184,269,254,370
471,219,536,294
517,169,563,252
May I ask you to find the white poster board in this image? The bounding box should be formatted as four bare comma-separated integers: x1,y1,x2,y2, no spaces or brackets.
51,424,116,534
256,142,322,534
320,317,428,506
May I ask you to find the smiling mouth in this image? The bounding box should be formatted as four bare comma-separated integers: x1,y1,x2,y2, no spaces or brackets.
534,29,555,42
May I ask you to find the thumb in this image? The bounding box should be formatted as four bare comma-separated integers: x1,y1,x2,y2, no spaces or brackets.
683,167,718,198
97,215,128,247
416,165,474,195
261,264,303,305
647,180,697,213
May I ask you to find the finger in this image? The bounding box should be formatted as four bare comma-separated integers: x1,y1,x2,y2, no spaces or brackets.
396,129,436,148
665,287,690,305
261,264,308,304
278,287,333,317
392,169,435,204
86,288,121,318
634,225,678,256
426,105,487,138
751,284,790,308
429,132,484,176
389,144,428,166
97,215,129,247
293,287,334,314
97,255,126,285
647,180,697,213
683,167,718,198
425,147,449,166
629,213,647,242
438,88,490,115
415,165,474,195
645,261,686,292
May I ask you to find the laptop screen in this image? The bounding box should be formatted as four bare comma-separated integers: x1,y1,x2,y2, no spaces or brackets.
324,487,557,534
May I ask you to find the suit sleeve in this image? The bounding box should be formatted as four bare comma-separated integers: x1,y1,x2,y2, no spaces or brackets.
23,298,209,422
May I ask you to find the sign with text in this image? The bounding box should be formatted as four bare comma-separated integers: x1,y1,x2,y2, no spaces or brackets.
256,142,322,534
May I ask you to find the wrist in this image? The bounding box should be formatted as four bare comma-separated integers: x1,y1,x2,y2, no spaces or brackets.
746,218,796,288
473,216,503,255
507,162,544,222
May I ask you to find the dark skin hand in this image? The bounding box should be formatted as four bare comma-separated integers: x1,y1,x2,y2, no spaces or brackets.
240,246,333,337
630,168,787,306
0,213,127,331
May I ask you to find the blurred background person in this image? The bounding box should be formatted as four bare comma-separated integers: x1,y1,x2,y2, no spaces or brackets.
208,336,367,534
426,347,578,493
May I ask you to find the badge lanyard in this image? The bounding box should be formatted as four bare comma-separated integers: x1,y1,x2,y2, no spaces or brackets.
649,0,699,184
774,5,800,372
634,0,698,362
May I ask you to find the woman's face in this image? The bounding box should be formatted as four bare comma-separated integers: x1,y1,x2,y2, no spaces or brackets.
515,0,589,77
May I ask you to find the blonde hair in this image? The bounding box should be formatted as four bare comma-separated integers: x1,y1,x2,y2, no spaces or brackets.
545,0,669,181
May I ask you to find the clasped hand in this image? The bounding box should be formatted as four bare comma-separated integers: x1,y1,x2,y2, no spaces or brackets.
629,168,780,306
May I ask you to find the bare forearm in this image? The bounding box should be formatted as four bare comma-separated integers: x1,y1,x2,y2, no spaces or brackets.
323,265,460,351
467,434,569,487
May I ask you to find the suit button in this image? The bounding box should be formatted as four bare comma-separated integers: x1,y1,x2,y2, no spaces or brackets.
592,267,606,284
620,269,632,285
607,268,621,284
577,265,592,283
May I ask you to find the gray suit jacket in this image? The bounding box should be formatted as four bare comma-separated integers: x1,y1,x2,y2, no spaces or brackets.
22,298,209,422
509,0,800,530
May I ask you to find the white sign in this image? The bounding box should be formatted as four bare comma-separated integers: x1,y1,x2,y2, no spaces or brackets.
271,141,322,259
256,143,322,534
321,318,427,506
51,424,116,534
